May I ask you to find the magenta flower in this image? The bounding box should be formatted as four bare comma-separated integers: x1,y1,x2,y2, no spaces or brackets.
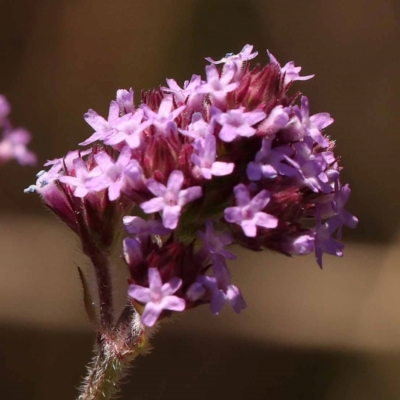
140,170,202,229
225,184,278,237
128,268,185,327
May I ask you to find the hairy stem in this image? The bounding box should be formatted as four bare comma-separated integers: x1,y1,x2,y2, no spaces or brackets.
78,309,147,400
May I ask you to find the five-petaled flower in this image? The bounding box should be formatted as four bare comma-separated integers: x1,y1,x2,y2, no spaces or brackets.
128,268,185,327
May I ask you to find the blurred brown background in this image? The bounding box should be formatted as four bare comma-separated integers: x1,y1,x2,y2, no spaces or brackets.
0,0,400,399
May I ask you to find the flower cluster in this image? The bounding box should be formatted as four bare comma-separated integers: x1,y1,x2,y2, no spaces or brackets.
0,95,36,166
26,45,357,327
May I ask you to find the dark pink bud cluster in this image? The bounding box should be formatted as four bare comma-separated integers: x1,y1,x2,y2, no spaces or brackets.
26,45,357,327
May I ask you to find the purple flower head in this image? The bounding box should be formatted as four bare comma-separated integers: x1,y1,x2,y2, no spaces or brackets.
191,134,234,179
267,50,315,86
140,170,202,229
225,184,278,237
25,45,357,328
213,107,266,142
128,268,185,327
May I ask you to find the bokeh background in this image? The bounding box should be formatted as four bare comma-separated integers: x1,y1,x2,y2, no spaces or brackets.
1,0,400,399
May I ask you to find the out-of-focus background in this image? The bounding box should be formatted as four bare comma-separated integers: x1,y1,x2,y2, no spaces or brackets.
0,0,399,399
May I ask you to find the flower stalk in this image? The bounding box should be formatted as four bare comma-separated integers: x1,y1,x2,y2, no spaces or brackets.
78,306,147,400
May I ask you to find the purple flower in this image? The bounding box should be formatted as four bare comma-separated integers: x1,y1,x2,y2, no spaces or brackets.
44,149,91,171
116,88,134,114
191,134,234,179
0,95,10,121
247,137,295,180
24,161,63,193
206,44,258,65
197,219,236,261
80,101,122,146
224,184,278,237
140,170,202,229
294,96,333,148
178,113,214,140
0,128,37,166
284,233,315,256
213,107,266,142
141,95,185,136
205,44,258,80
314,215,344,268
85,146,136,201
284,140,333,193
196,64,239,106
104,109,152,149
257,105,290,136
318,184,358,239
267,51,315,86
188,273,246,315
128,268,185,327
58,157,101,197
123,216,171,236
123,237,143,267
162,74,203,103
